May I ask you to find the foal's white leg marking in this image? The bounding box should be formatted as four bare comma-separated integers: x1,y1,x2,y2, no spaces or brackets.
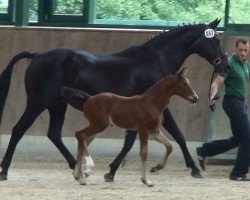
141,161,154,187
84,155,95,176
73,162,80,179
74,157,87,185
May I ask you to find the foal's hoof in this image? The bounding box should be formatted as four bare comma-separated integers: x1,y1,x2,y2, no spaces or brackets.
191,169,203,178
79,178,87,185
84,172,90,178
0,173,7,181
104,173,114,182
150,164,163,173
141,178,154,187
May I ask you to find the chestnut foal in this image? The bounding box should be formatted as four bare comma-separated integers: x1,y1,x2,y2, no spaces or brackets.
61,67,198,187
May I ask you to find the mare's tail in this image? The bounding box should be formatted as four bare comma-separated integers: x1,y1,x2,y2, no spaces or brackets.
61,87,90,111
0,51,36,125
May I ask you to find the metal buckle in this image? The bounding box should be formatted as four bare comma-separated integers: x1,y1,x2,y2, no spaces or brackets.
214,57,221,65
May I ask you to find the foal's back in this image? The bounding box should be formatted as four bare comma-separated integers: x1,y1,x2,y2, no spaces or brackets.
84,92,162,131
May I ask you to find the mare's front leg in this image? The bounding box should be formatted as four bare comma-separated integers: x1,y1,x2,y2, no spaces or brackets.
104,130,137,182
160,108,202,178
150,130,172,172
139,130,153,187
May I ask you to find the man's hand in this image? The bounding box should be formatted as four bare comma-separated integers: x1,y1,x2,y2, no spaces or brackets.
209,95,219,112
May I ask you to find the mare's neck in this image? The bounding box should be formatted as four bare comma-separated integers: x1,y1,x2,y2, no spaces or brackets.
144,29,203,74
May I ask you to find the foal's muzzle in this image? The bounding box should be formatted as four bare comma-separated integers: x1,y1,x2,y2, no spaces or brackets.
190,96,199,104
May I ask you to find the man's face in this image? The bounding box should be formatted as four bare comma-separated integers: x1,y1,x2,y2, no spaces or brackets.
235,42,250,62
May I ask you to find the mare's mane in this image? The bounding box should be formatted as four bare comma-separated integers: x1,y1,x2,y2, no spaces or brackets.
117,22,207,56
142,22,206,47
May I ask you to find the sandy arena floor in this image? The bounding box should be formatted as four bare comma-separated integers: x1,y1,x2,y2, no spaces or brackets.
0,156,250,200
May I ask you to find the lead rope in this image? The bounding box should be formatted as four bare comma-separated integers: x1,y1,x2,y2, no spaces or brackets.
208,70,219,112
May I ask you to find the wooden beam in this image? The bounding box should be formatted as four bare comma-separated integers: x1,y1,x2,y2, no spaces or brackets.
15,0,29,26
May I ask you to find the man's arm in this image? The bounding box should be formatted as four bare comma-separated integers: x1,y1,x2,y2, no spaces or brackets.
209,75,225,106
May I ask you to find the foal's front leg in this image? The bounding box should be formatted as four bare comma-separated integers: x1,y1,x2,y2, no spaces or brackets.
150,130,172,172
162,108,202,178
139,131,153,187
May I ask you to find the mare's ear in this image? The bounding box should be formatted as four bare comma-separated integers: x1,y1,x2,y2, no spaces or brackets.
208,18,221,29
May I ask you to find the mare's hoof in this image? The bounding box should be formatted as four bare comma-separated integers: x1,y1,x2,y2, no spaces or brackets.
104,173,114,182
0,173,7,181
191,169,203,178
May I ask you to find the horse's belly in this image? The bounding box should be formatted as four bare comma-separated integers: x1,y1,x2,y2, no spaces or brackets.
110,116,137,130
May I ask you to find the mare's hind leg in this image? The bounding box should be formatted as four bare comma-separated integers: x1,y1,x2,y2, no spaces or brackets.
138,130,153,187
0,106,43,181
161,108,202,178
104,130,137,182
150,130,172,172
48,103,76,169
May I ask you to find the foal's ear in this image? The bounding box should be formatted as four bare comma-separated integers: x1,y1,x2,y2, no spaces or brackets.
208,18,221,29
177,67,187,77
182,67,187,76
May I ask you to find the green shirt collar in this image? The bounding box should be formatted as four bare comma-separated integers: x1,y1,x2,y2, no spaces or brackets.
232,54,246,64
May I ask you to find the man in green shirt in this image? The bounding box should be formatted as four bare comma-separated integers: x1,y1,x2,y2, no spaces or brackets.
196,37,250,181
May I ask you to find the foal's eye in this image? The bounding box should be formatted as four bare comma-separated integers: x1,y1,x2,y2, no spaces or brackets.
181,82,188,87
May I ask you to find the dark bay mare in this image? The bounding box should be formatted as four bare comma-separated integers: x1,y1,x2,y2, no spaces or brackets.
0,19,228,181
61,67,198,187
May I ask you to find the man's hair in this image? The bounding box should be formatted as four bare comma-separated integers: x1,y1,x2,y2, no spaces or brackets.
236,37,249,47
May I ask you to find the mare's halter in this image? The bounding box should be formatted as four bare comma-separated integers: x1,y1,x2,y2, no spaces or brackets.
203,29,228,111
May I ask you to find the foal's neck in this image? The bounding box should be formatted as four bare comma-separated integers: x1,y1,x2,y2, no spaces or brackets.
143,78,175,112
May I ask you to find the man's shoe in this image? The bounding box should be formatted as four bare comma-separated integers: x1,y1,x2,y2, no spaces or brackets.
229,174,250,181
196,147,206,171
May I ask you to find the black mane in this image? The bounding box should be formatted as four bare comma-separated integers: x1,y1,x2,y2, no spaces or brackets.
142,22,207,47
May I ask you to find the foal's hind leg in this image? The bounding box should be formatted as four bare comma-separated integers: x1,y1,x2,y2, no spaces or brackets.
48,103,76,169
74,124,108,185
150,130,173,173
162,108,202,178
73,128,89,185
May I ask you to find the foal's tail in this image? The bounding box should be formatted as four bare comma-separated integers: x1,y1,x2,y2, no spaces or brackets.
61,87,90,111
0,51,36,125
